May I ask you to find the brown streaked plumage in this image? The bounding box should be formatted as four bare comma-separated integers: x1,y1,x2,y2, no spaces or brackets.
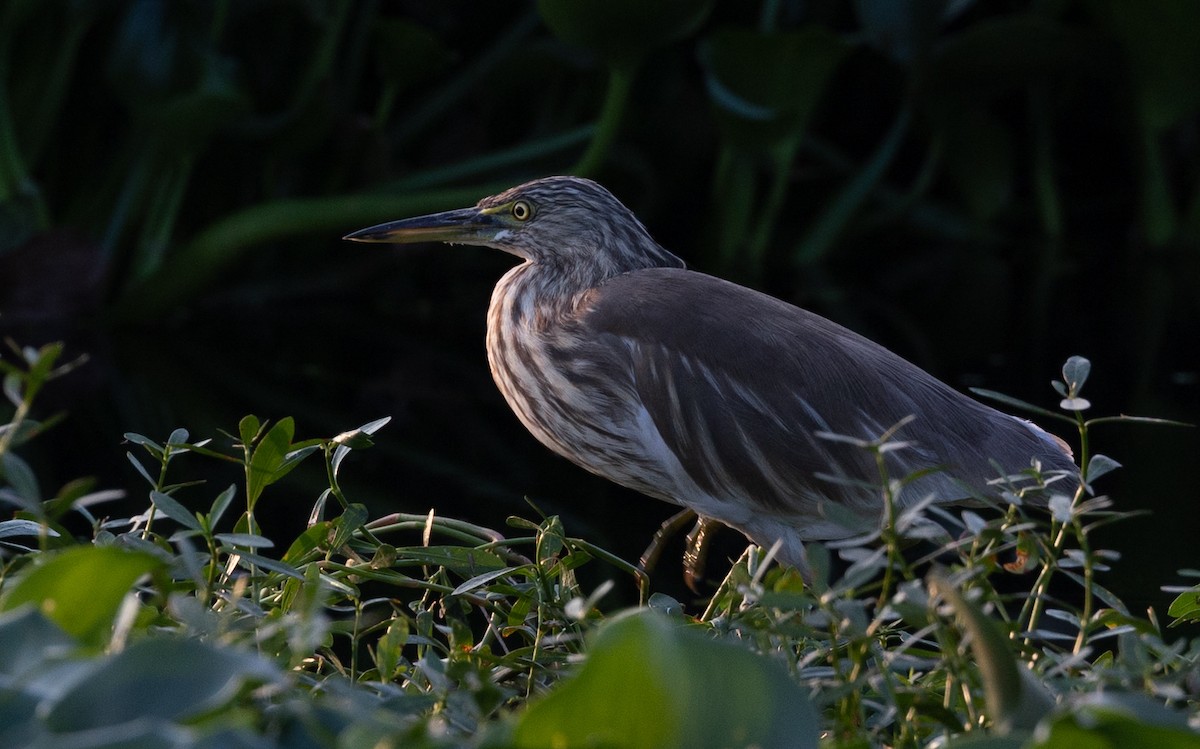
345,176,1078,570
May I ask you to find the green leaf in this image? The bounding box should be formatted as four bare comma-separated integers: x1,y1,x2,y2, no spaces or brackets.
42,637,279,732
123,432,164,456
213,532,274,549
283,521,333,564
1062,356,1091,395
0,607,77,678
1033,692,1200,748
238,415,261,447
329,503,369,550
395,546,508,577
150,490,201,531
0,518,57,540
513,609,818,749
1085,454,1121,483
700,27,848,154
1,452,40,503
246,417,295,508
209,484,236,525
930,574,1055,732
1167,587,1200,624
226,551,303,580
537,0,714,69
0,546,162,646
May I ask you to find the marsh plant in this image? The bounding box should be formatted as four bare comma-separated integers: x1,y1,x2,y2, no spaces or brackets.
1,341,1198,748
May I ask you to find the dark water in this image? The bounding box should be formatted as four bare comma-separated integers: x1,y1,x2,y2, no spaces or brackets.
8,235,1200,614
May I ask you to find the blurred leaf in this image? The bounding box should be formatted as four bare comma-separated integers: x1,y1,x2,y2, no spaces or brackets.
537,0,714,69
371,19,451,94
1,451,40,502
512,609,818,749
924,14,1105,110
930,574,1055,732
940,108,1013,221
0,546,162,646
854,0,958,64
0,607,76,678
0,518,55,540
43,636,280,732
1059,397,1091,412
700,27,848,154
1032,692,1199,748
1086,0,1200,132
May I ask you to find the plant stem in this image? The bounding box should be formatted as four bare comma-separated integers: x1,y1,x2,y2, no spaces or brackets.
573,63,636,177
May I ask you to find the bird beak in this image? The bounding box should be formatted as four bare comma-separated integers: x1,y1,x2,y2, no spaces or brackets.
343,207,498,245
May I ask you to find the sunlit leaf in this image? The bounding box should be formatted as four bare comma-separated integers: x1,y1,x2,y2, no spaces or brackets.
0,546,162,646
513,609,818,749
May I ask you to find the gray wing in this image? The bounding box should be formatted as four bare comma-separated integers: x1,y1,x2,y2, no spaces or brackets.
574,268,1076,530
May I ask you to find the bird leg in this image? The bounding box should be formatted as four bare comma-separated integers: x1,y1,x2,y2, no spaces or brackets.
639,508,697,575
638,509,725,593
682,515,723,592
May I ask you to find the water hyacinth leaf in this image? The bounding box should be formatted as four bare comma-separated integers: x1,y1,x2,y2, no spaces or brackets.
537,0,714,69
0,546,162,646
513,609,818,749
43,637,280,732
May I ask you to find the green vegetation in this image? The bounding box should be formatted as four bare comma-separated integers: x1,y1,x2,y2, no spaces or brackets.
3,1,1199,746
3,342,1198,747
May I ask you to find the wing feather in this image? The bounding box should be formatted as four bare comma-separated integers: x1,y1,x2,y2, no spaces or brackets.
572,268,1076,535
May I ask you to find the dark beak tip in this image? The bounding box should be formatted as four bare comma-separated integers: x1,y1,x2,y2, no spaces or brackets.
343,227,385,243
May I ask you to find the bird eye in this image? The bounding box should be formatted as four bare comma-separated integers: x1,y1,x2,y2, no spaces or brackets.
511,200,533,221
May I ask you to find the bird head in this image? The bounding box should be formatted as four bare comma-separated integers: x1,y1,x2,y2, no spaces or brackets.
344,176,685,280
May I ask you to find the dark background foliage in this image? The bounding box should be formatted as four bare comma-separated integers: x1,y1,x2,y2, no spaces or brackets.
2,0,1197,610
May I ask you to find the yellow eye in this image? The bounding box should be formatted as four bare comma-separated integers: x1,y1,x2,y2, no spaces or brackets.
511,200,533,221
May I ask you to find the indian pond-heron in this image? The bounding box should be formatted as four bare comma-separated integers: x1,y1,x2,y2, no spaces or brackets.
345,176,1078,571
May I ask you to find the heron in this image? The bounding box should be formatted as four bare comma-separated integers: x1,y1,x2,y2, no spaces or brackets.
345,176,1077,575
